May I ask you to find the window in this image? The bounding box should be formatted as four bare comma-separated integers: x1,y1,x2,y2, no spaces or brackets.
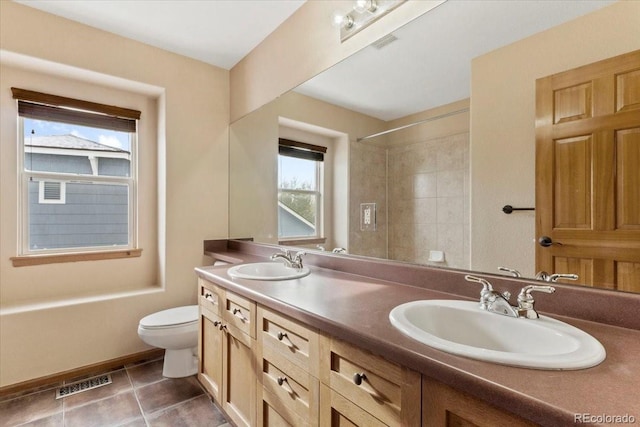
277,138,326,241
12,88,140,257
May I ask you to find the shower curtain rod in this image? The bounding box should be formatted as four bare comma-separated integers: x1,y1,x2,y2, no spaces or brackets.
356,107,470,142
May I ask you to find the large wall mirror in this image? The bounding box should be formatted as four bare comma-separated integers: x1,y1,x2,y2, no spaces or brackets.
230,0,640,293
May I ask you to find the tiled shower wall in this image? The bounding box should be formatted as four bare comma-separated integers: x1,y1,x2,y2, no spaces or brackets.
349,141,388,259
388,132,469,269
348,132,470,269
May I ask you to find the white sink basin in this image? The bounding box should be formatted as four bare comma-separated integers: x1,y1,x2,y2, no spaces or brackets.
227,262,310,281
389,300,605,370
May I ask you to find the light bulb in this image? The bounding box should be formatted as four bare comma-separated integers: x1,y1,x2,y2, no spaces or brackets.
354,0,377,13
330,9,354,29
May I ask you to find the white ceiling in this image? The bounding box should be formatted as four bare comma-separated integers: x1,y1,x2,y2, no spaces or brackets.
295,0,616,121
15,0,616,121
14,0,306,70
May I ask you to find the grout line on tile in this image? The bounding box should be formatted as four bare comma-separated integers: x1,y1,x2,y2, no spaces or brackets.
143,393,207,419
125,365,150,427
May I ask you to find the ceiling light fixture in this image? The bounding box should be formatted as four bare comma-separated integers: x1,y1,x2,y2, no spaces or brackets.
332,0,406,42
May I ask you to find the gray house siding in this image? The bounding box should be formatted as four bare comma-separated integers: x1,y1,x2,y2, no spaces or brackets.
28,181,128,250
26,153,130,177
22,135,132,251
278,205,315,238
98,158,130,177
27,153,93,175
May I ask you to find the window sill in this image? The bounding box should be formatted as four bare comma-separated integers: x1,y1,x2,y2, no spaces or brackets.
278,237,326,246
11,248,142,267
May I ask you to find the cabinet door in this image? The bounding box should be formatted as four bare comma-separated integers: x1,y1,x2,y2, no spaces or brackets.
422,377,537,427
198,312,223,401
222,323,256,427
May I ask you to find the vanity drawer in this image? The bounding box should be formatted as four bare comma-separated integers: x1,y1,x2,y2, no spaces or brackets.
320,338,421,426
319,384,386,427
260,344,319,423
199,278,223,317
258,387,311,427
223,290,256,339
258,305,320,377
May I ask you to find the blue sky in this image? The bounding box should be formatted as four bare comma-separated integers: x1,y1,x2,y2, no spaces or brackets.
24,118,130,151
278,155,316,189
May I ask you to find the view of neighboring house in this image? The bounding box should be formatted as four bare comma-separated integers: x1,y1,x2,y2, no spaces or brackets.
26,134,131,250
277,201,315,238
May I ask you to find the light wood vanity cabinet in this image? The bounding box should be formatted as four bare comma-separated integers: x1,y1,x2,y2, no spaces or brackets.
197,277,539,427
198,279,256,427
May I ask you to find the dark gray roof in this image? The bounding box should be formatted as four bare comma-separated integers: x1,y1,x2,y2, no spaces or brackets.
26,134,128,153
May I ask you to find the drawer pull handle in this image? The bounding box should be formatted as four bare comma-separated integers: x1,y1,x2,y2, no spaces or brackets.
204,293,217,304
213,320,226,331
353,372,367,386
277,377,295,395
232,308,248,322
276,332,295,349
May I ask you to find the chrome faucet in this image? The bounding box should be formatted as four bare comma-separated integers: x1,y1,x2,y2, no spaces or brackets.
465,275,555,319
534,271,579,283
499,267,578,283
270,249,305,269
498,266,522,277
516,285,556,319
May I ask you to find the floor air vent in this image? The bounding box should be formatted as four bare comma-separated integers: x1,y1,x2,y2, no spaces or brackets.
55,374,112,399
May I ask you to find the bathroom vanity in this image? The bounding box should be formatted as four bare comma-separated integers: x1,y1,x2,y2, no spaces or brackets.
195,240,640,427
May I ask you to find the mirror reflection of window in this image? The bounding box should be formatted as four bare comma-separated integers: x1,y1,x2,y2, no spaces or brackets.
277,139,326,241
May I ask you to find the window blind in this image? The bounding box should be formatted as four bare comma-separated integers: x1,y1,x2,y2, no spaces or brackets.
12,88,140,132
278,138,326,162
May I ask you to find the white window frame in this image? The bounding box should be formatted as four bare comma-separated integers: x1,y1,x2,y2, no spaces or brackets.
17,119,138,255
277,157,324,241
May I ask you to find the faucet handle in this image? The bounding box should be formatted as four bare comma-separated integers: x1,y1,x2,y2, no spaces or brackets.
498,266,522,278
548,273,578,283
464,275,493,291
516,285,555,319
465,275,495,309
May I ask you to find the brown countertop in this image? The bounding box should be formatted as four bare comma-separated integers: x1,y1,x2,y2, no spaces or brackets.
196,249,640,426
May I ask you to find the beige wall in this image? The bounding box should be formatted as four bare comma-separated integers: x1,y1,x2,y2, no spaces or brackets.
229,91,386,252
0,2,229,387
230,0,444,122
470,0,640,277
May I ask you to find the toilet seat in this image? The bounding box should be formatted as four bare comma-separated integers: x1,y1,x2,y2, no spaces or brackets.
139,305,198,330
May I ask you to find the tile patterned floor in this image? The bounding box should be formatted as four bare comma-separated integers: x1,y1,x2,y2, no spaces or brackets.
0,358,231,427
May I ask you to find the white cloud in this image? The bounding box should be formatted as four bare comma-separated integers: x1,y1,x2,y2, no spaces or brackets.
70,130,86,138
98,135,124,149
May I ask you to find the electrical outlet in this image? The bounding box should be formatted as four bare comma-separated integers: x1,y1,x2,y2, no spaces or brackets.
360,203,376,231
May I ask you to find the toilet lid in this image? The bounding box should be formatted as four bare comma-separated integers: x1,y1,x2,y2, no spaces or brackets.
139,305,198,329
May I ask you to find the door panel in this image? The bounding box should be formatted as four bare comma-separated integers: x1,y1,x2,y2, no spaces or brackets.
536,49,640,292
616,128,640,229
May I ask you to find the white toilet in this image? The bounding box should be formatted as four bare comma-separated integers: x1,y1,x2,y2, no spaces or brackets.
137,305,199,378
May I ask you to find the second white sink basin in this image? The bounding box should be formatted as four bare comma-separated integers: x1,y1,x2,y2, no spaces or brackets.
389,299,605,370
227,262,310,281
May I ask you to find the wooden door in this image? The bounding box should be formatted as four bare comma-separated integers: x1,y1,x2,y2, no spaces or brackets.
536,50,640,291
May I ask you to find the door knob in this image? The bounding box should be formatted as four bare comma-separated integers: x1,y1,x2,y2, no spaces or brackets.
538,236,554,247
